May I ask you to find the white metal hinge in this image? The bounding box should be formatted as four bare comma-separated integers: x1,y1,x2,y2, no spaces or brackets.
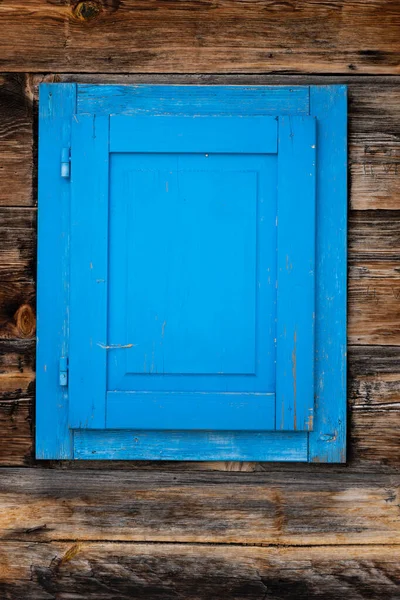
61,147,71,179
59,356,68,386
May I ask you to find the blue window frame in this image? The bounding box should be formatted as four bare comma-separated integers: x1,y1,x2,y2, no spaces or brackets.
36,84,347,462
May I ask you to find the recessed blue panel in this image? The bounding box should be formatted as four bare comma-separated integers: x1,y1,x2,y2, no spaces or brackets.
108,153,277,394
126,160,256,375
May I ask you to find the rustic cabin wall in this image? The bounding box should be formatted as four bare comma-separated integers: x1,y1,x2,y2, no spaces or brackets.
0,0,399,597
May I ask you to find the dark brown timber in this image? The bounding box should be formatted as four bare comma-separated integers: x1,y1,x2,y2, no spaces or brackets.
0,1,399,74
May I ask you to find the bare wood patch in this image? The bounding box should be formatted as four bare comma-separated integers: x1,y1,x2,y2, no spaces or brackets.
0,468,399,545
348,280,400,345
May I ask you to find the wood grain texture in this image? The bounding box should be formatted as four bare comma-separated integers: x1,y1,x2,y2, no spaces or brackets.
0,400,32,468
0,340,35,467
349,211,400,278
1,543,399,600
0,1,399,74
0,208,36,283
0,340,35,401
348,346,400,467
348,280,400,345
350,83,400,209
0,74,33,207
0,468,399,544
0,282,35,340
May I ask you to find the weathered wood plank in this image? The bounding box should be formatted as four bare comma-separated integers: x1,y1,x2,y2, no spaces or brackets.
349,214,399,348
348,344,400,375
349,410,400,468
350,83,400,209
0,74,33,207
348,346,400,467
349,211,400,279
0,468,399,544
0,207,36,338
348,280,400,345
0,340,35,466
0,208,36,282
0,399,32,467
0,282,35,339
0,340,35,401
0,1,399,74
1,542,399,599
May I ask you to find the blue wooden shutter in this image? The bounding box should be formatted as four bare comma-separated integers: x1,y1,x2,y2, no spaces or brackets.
37,85,347,462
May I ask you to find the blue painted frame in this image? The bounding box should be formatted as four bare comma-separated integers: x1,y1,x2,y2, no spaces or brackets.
36,84,347,462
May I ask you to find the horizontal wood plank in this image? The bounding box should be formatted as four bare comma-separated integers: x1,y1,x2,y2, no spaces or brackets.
348,280,400,345
0,1,399,74
0,468,399,544
348,346,400,467
0,208,36,283
349,83,400,209
349,211,400,279
1,542,400,600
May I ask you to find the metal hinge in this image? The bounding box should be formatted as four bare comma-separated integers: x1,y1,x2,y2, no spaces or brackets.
61,147,71,179
59,356,68,386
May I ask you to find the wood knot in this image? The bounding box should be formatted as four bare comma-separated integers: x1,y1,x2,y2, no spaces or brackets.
14,304,36,338
72,1,103,21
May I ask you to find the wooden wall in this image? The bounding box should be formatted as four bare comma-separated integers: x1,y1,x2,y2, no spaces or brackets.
0,1,399,597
